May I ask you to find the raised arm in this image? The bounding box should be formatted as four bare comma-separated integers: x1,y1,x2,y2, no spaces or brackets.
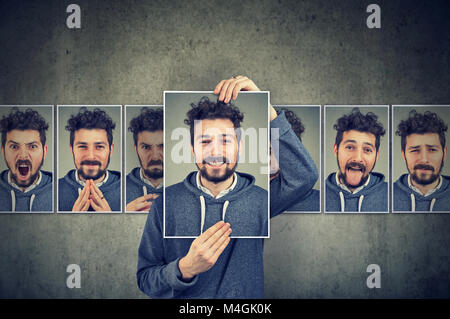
214,75,318,217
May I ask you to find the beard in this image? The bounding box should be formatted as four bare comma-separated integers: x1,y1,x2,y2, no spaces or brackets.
409,160,444,186
76,156,110,181
141,159,163,180
77,166,106,181
197,156,237,184
8,156,44,188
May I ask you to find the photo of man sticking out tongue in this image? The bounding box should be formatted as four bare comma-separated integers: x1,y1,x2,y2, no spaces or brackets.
0,107,53,212
325,106,388,213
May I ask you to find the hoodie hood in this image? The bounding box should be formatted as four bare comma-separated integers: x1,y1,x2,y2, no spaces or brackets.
164,171,268,237
326,172,388,212
394,174,450,212
0,169,53,212
126,167,163,203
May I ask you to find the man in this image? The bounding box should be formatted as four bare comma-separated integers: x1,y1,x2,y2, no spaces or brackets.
126,107,163,212
0,107,52,212
164,95,268,237
326,107,387,212
58,107,121,212
394,109,450,212
277,109,320,212
137,76,318,298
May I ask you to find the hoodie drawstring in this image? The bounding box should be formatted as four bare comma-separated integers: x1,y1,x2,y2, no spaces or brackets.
430,198,436,212
410,193,416,212
9,190,35,212
222,200,229,221
339,191,365,212
410,192,437,212
29,194,35,211
358,195,364,213
199,196,230,234
339,191,345,212
200,196,206,234
143,186,147,196
10,190,16,212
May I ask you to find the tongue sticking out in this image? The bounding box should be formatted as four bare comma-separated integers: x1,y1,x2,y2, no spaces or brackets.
346,168,363,186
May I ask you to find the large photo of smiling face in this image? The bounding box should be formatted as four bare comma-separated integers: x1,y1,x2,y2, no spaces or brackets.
164,92,269,238
57,106,122,213
324,106,389,213
0,106,53,213
393,106,450,213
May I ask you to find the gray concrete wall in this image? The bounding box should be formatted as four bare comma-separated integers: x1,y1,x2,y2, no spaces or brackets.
1,0,450,298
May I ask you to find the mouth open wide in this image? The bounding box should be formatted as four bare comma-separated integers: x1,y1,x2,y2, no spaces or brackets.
16,162,31,179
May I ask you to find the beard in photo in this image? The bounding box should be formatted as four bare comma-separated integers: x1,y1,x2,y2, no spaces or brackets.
409,160,443,186
77,158,108,181
197,156,237,184
142,159,163,180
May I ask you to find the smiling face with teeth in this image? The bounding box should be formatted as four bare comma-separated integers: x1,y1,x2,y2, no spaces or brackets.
1,129,47,190
70,128,114,183
192,118,241,185
333,130,379,191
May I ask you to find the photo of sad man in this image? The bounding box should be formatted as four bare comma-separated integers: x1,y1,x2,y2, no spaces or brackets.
394,108,450,212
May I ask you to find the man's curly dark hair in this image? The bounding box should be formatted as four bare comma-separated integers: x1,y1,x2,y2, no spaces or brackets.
396,109,448,152
184,96,244,145
128,107,163,146
278,108,305,142
334,107,386,151
65,107,116,148
0,107,49,147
